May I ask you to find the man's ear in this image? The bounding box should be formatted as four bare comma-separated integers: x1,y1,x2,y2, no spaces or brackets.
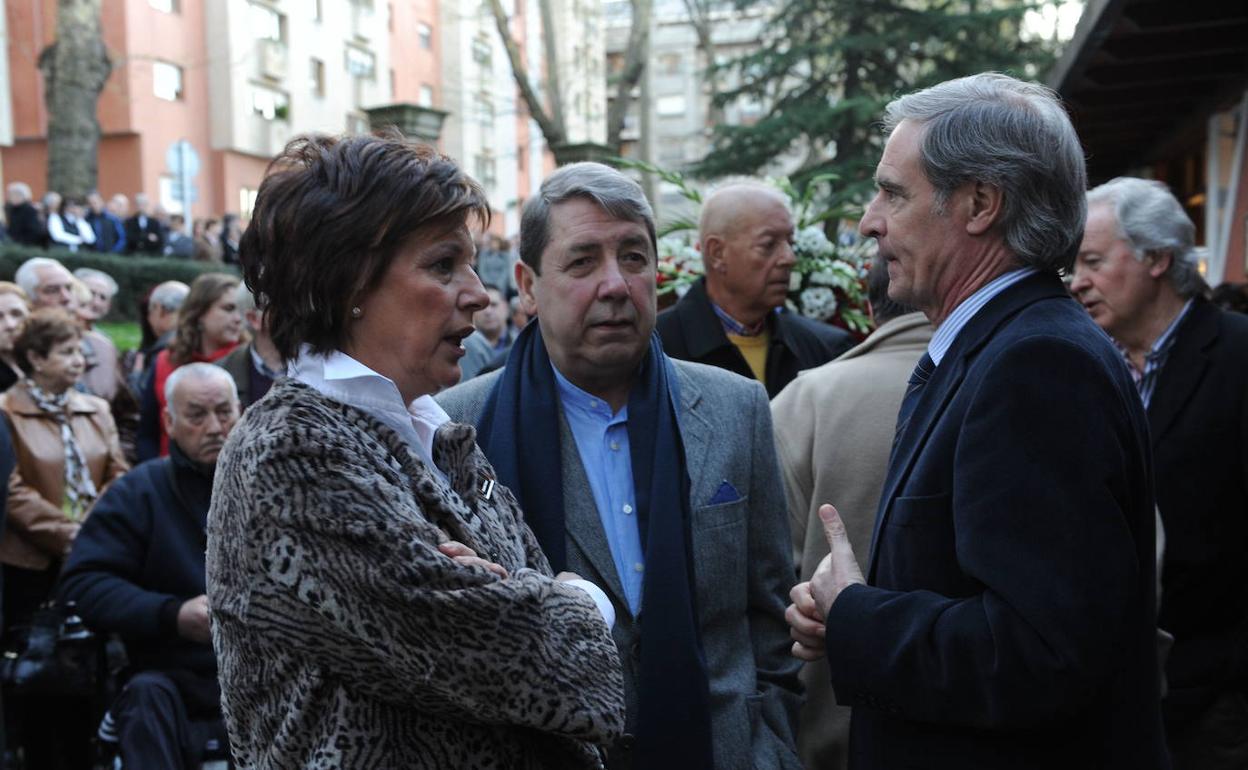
701,236,726,273
1145,250,1173,279
964,181,1004,236
515,260,539,313
162,408,175,440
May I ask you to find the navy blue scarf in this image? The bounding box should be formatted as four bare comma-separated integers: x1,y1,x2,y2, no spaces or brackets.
476,322,714,768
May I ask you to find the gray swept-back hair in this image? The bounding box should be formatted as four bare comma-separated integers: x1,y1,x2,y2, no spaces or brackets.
519,162,656,273
1087,177,1207,298
883,72,1087,272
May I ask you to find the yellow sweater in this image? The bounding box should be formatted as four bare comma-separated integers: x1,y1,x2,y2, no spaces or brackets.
726,330,769,384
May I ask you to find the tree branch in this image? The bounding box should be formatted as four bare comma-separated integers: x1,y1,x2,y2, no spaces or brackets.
487,0,566,148
606,0,650,151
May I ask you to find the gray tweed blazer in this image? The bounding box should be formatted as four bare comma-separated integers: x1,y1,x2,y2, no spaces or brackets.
438,357,803,770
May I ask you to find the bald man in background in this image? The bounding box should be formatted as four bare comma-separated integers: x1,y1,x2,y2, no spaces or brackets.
657,182,853,397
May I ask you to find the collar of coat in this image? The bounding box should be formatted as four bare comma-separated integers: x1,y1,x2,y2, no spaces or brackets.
4,380,102,417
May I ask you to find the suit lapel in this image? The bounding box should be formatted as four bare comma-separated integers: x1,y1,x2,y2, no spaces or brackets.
672,364,711,500
559,411,632,612
1147,300,1217,446
866,273,1070,580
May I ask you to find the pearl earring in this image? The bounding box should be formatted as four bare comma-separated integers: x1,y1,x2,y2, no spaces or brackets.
350,306,362,318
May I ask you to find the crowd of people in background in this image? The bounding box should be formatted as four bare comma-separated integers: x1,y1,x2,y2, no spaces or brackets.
2,183,243,264
0,74,1244,770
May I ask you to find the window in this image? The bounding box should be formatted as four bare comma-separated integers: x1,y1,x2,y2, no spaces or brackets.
656,95,686,117
153,61,184,101
148,0,178,12
251,84,290,120
250,3,284,42
659,53,681,75
310,58,325,97
418,22,433,50
418,84,434,107
472,35,492,66
346,112,370,134
475,93,494,130
474,153,497,188
308,0,322,21
239,187,259,219
345,46,376,78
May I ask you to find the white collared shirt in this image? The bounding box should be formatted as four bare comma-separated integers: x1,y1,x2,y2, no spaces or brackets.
287,346,450,475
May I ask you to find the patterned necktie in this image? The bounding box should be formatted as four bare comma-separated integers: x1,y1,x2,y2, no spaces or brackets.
891,352,935,460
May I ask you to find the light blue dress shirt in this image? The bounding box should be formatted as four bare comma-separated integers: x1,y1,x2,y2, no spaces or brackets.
553,365,645,616
928,267,1038,366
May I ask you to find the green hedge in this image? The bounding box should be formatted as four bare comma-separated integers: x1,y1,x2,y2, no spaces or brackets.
0,244,239,323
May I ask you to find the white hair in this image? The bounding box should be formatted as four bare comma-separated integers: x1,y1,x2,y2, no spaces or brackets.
149,281,190,313
15,257,68,298
164,362,239,412
73,268,119,297
1086,177,1207,298
7,182,31,201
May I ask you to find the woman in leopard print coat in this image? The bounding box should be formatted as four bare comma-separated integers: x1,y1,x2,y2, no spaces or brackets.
206,133,624,769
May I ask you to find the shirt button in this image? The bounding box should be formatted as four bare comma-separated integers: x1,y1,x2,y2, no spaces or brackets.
609,441,620,451
622,504,633,515
633,562,644,573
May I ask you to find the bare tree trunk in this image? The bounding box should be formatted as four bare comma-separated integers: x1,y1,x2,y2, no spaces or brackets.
537,0,566,136
38,0,111,198
681,0,721,127
488,0,569,159
492,0,649,160
606,0,650,152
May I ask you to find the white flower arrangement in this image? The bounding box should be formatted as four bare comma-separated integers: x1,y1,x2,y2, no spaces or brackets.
799,286,838,321
624,158,873,334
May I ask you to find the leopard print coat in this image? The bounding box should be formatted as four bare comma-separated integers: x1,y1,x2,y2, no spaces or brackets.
206,379,624,769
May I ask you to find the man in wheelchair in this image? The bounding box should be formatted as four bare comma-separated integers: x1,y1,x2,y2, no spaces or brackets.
61,364,239,768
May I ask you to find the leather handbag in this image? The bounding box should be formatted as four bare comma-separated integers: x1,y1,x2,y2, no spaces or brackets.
1,600,102,697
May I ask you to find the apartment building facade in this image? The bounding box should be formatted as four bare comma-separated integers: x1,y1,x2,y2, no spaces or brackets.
1,0,606,232
605,0,768,218
2,0,411,222
438,0,603,237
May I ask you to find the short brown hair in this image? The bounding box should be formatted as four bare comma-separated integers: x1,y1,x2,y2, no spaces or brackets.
14,308,81,375
240,131,490,360
169,273,240,366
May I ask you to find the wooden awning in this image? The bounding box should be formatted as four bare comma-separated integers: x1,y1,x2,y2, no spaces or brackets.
1048,0,1248,183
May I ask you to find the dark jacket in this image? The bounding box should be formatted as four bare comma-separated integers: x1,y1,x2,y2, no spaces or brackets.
0,417,15,625
124,214,166,255
656,277,854,397
216,343,275,410
4,202,44,247
87,210,126,253
1148,298,1248,727
59,444,216,677
827,273,1167,768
